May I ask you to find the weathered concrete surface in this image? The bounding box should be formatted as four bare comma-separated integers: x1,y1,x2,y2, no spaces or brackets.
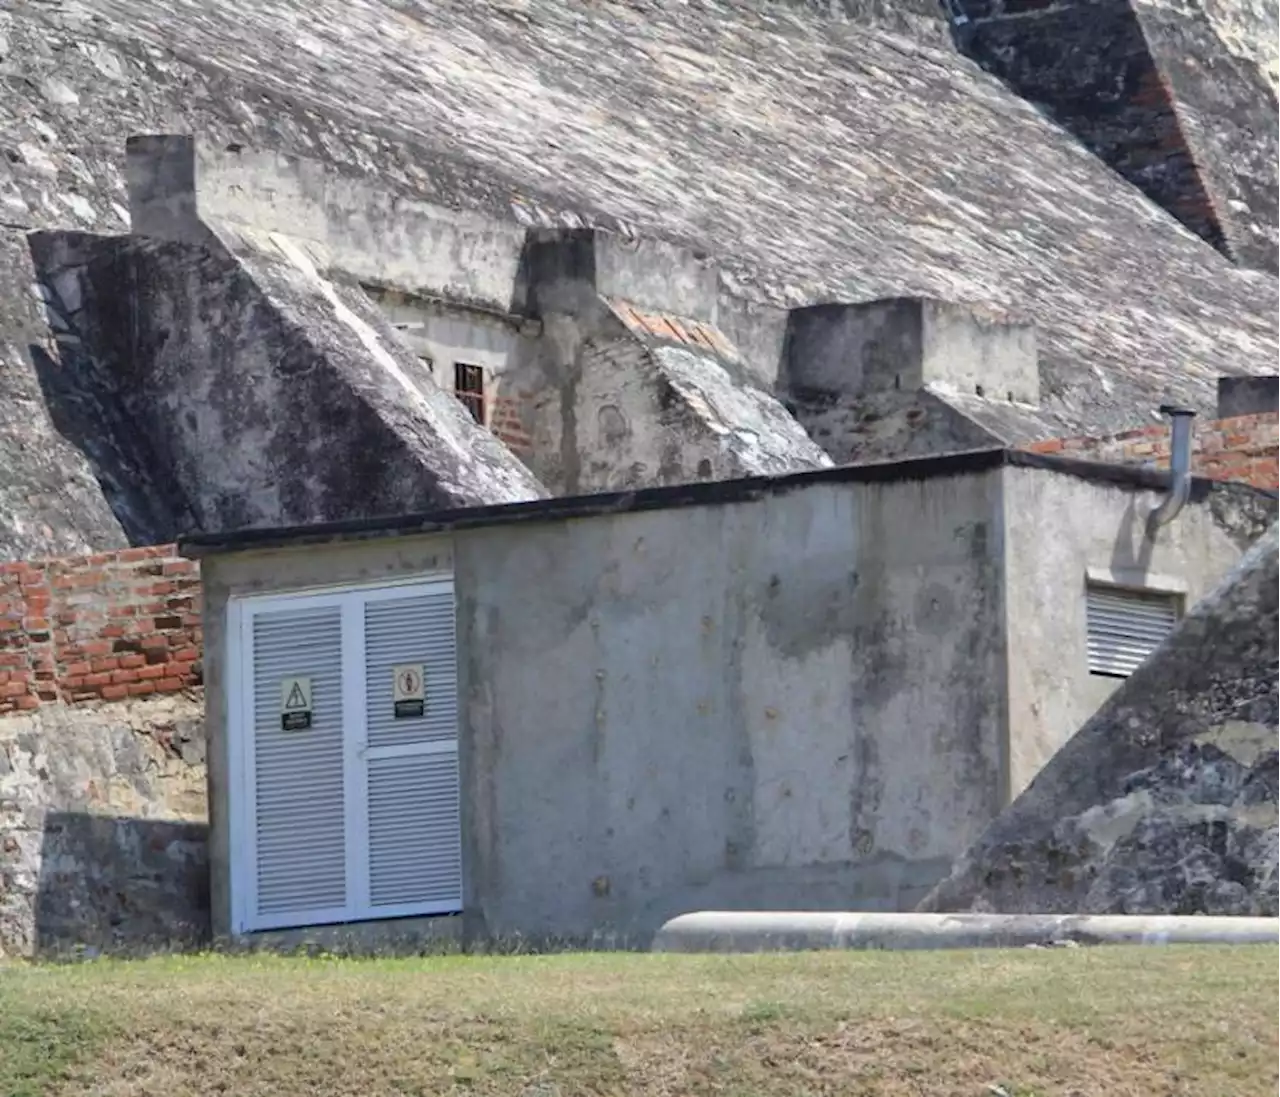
782,299,1040,463
921,522,1280,917
785,388,1003,467
0,0,1275,456
199,464,1013,943
1001,467,1276,798
784,298,1040,406
192,452,1274,944
1218,374,1279,418
1134,0,1280,270
960,4,1184,227
0,0,1276,553
652,910,1280,951
28,222,547,537
0,694,208,957
502,229,832,492
557,331,832,495
127,135,531,317
961,0,1278,271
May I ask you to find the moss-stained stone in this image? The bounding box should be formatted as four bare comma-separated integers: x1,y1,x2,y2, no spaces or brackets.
0,693,209,957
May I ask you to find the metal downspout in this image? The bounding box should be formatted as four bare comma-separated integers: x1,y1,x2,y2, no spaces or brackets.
1149,405,1196,530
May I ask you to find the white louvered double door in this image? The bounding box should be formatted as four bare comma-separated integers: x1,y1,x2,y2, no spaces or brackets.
229,578,462,934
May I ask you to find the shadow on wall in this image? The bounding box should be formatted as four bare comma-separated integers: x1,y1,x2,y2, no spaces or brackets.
34,812,210,958
27,339,192,550
26,230,198,547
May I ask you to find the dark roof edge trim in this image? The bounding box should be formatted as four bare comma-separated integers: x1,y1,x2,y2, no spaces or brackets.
179,447,1276,557
179,446,1008,556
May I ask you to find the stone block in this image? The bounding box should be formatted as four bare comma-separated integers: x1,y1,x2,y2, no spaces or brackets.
784,298,1040,406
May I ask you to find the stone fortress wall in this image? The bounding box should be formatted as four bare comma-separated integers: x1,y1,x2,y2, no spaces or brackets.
0,0,1276,954
2,0,1278,563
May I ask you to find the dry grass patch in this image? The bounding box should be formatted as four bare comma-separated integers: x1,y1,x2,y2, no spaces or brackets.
0,944,1275,1096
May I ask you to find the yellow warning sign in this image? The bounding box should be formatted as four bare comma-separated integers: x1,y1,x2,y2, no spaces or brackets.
280,676,313,731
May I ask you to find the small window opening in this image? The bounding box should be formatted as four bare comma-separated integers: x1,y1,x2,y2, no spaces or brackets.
1086,584,1179,679
419,355,434,375
454,362,486,424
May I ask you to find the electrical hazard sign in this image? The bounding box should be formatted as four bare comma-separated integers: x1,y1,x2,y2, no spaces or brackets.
391,663,426,719
280,676,313,731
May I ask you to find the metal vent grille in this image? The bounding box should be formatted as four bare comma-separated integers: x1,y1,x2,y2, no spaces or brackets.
364,593,458,750
251,606,346,916
367,750,463,909
1086,586,1179,678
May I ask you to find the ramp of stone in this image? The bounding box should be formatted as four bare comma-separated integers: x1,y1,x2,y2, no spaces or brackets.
651,911,1279,952
919,522,1279,917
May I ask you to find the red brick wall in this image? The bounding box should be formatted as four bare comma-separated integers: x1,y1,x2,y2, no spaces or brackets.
1025,412,1278,491
489,393,534,456
0,545,202,715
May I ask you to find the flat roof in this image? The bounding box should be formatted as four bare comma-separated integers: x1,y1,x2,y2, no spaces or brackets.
178,446,1268,558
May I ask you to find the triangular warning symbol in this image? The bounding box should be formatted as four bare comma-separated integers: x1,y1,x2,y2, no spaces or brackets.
285,682,308,710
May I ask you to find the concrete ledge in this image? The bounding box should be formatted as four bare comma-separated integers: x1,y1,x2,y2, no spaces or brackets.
651,911,1280,952
228,914,464,956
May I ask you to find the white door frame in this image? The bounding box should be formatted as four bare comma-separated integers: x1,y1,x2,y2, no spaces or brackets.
225,574,460,935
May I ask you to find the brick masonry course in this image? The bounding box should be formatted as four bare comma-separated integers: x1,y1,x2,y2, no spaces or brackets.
0,544,202,715
1024,413,1278,491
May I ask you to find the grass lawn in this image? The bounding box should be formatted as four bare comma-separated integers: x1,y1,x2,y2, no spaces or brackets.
0,944,1274,1096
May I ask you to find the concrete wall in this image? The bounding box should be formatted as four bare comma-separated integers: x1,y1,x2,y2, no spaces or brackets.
365,287,543,458
199,465,1009,943
506,231,830,495
922,521,1279,917
784,299,1040,407
195,458,1273,946
781,299,1041,464
453,471,1009,943
505,297,829,496
1001,467,1275,797
127,136,529,314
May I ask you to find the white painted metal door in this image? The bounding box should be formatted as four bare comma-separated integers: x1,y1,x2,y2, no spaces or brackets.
359,584,463,918
244,602,349,929
229,578,462,934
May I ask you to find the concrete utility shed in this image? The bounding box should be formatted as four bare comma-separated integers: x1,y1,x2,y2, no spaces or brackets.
182,449,1275,946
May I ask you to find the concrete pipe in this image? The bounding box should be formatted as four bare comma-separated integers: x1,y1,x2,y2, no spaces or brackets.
650,911,1280,952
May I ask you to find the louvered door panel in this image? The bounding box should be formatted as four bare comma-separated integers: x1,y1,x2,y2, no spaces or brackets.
361,582,462,916
251,606,346,917
364,591,457,749
367,750,463,909
1086,586,1178,678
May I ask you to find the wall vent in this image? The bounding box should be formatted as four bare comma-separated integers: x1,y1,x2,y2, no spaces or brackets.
1086,585,1179,678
